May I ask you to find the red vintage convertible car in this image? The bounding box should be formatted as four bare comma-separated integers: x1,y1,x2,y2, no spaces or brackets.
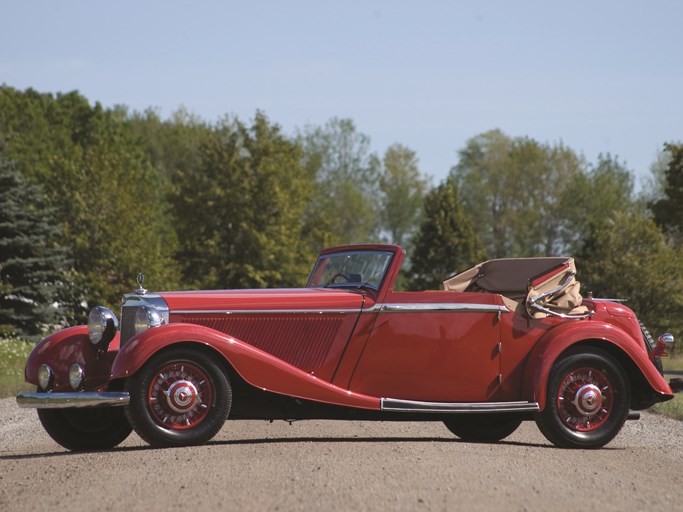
17,244,675,450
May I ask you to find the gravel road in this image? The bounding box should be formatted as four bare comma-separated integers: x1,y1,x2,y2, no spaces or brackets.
1,397,682,512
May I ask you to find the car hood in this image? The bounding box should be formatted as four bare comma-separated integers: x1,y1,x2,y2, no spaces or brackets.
159,288,366,313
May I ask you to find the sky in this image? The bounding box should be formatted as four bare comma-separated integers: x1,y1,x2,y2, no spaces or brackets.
2,1,681,187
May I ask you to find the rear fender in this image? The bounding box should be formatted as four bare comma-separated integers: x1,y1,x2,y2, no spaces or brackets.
521,321,673,410
110,323,380,410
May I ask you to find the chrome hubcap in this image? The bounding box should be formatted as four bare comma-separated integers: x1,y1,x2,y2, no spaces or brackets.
557,367,613,432
572,384,603,416
165,380,200,413
148,362,213,430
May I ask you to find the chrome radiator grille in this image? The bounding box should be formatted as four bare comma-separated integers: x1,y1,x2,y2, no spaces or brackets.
119,294,170,347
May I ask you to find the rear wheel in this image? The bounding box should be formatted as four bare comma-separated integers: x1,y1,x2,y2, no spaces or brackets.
37,405,132,451
444,415,522,442
125,347,231,448
536,348,630,449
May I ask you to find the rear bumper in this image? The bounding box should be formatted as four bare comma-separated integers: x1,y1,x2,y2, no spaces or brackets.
16,392,130,409
670,378,683,393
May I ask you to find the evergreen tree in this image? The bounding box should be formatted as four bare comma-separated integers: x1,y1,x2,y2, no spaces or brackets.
0,87,181,319
410,178,487,290
0,167,70,336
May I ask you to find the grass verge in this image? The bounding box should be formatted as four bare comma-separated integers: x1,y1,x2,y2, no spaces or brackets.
0,338,35,398
650,353,683,421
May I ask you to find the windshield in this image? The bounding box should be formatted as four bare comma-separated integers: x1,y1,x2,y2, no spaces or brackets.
307,250,393,291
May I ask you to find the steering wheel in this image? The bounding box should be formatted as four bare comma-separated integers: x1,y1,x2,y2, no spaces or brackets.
328,272,351,284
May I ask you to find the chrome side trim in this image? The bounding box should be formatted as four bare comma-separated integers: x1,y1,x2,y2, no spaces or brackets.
172,303,510,316
172,308,364,315
380,398,540,414
378,303,510,314
16,392,130,409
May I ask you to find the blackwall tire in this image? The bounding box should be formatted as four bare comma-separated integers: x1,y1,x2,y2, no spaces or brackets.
535,347,630,449
37,405,132,451
125,347,231,448
444,414,522,442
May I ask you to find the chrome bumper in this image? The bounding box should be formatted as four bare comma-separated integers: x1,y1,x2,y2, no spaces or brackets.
16,392,130,409
671,378,683,393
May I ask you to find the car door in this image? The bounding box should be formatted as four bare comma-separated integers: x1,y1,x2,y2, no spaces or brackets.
348,290,506,402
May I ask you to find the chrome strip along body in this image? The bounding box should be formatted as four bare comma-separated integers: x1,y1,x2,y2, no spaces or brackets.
378,303,509,314
16,392,130,409
381,398,540,414
172,303,510,315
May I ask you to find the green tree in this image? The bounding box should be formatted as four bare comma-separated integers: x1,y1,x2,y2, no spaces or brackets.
577,211,683,338
560,153,635,254
651,143,683,243
124,106,211,181
0,167,70,336
451,130,582,257
48,129,181,317
378,144,429,247
171,113,314,289
0,87,181,319
298,118,380,248
451,130,584,258
410,178,487,290
640,148,671,205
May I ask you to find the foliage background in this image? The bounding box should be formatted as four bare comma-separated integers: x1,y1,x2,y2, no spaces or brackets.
1,85,682,348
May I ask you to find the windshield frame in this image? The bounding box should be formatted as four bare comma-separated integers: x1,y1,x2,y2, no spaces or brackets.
306,249,395,292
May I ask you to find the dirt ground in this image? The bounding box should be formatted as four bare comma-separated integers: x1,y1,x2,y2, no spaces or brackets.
1,398,682,512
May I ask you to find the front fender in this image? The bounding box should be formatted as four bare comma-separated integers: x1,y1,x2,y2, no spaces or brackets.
25,326,119,392
110,323,380,410
521,321,673,410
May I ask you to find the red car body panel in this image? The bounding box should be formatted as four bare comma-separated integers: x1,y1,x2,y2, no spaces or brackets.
161,288,364,312
165,289,365,382
109,322,380,410
24,326,120,392
22,243,674,419
521,317,672,409
348,291,505,402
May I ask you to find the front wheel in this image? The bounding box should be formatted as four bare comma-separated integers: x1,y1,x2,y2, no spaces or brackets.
535,348,630,449
37,406,132,451
444,414,522,442
125,347,231,448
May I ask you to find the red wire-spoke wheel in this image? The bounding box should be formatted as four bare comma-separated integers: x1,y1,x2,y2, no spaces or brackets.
556,367,612,432
536,348,630,449
148,362,213,430
126,347,232,448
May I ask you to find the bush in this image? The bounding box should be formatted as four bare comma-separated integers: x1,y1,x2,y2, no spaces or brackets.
0,338,34,397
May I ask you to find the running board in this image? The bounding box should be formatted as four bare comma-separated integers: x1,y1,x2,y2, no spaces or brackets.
380,398,540,414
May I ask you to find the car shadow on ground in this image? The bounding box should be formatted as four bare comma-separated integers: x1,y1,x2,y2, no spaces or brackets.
4,436,605,460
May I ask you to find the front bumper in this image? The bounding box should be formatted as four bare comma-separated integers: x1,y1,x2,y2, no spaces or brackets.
16,392,130,409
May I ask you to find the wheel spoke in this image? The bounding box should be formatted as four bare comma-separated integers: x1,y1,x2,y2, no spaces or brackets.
556,367,613,432
147,361,213,431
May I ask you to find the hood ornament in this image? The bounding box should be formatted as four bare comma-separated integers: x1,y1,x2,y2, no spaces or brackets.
135,272,148,295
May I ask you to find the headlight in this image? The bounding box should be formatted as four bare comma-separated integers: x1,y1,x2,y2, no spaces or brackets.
88,306,119,348
658,333,675,347
134,306,165,335
69,364,84,390
38,364,53,390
